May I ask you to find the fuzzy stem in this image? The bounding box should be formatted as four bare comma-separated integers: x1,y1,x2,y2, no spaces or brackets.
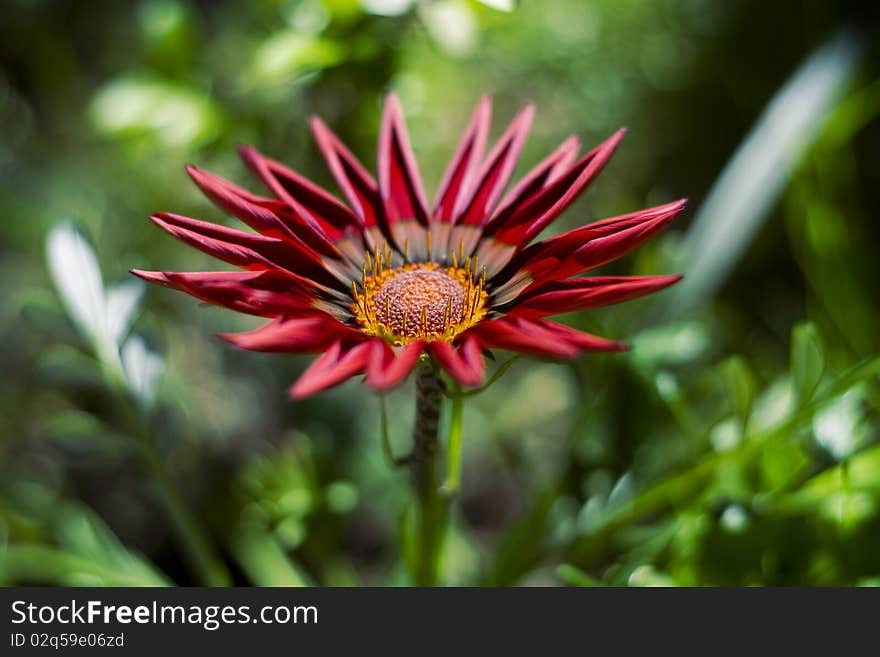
138,443,232,587
409,363,447,586
120,394,231,587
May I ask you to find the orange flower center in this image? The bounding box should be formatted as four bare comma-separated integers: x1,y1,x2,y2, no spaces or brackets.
352,260,488,346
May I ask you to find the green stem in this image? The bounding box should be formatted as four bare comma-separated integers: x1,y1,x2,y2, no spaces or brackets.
440,382,464,497
138,443,232,586
408,363,448,586
119,391,231,587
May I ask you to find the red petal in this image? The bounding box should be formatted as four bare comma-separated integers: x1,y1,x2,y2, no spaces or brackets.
131,269,330,317
494,200,686,295
185,166,296,240
433,95,491,223
467,317,627,358
378,94,430,227
490,135,580,227
290,340,372,398
149,212,344,291
507,274,682,317
366,340,425,390
239,145,363,241
220,316,363,353
454,103,534,227
429,337,485,387
486,128,626,245
310,116,382,230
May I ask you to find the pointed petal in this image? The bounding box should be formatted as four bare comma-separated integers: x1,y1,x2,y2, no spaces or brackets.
429,337,485,387
487,128,626,245
433,95,491,223
148,212,346,291
185,165,295,239
310,116,382,230
220,316,363,353
490,200,685,301
467,317,627,358
378,94,430,227
366,340,425,390
131,269,342,318
455,103,534,227
290,340,372,398
506,274,682,317
490,135,580,226
239,145,363,240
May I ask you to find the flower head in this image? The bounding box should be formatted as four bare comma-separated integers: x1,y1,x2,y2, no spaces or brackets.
133,95,684,398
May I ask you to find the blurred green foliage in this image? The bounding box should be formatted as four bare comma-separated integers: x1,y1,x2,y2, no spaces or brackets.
1,0,879,586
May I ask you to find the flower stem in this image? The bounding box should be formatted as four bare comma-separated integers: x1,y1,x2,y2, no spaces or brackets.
119,392,231,587
137,441,232,587
408,363,448,586
440,382,464,497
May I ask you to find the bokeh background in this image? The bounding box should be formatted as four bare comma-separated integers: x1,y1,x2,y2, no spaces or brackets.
2,0,879,586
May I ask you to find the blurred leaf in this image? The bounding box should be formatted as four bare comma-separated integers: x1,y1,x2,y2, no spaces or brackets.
556,563,600,586
420,0,477,57
251,31,346,83
46,223,114,363
475,0,515,10
325,481,359,514
630,320,710,367
670,32,863,312
720,356,757,424
484,490,555,585
361,0,414,17
106,280,144,346
812,387,865,461
227,528,312,586
0,544,169,587
0,503,170,586
628,564,677,587
89,74,221,147
121,335,164,408
791,322,825,404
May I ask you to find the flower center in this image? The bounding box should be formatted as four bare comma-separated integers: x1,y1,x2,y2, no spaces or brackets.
352,261,487,345
374,269,464,336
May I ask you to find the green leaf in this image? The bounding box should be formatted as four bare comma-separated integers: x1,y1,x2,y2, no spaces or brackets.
556,563,600,587
791,322,825,404
720,356,757,424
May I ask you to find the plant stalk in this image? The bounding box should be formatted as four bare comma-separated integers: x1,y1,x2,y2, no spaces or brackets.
138,443,232,587
409,363,448,586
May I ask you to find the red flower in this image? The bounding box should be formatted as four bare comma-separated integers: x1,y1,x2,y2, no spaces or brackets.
133,95,684,398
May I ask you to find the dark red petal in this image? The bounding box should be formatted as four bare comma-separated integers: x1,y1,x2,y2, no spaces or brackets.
290,340,372,398
239,145,363,240
366,340,425,390
490,135,580,226
310,116,382,230
131,269,322,317
186,165,354,265
494,200,686,295
185,165,296,239
378,94,430,227
433,95,491,223
130,269,331,317
507,274,682,317
148,212,346,291
486,128,626,245
220,316,364,353
455,103,534,227
467,317,627,359
429,337,485,387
